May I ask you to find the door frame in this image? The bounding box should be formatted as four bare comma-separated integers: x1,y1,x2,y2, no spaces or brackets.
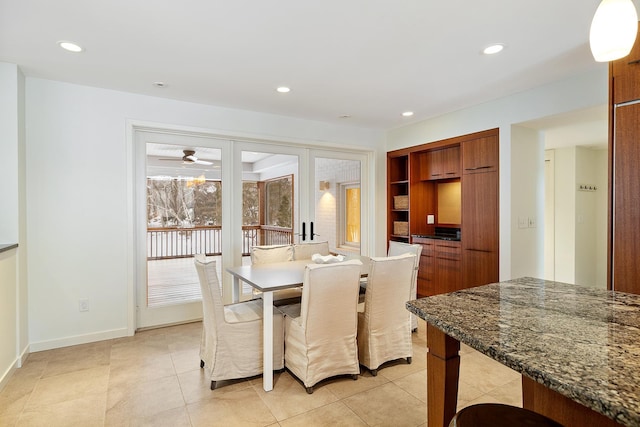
127,120,375,332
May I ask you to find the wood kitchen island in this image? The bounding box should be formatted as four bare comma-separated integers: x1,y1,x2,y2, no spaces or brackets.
407,277,640,427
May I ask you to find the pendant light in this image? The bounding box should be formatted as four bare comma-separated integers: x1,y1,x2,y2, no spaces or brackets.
589,0,638,62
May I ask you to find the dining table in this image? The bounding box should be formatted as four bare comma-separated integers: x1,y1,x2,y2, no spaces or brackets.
406,277,640,427
226,255,370,391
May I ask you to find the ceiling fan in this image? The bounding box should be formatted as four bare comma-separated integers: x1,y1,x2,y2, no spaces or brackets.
160,149,213,165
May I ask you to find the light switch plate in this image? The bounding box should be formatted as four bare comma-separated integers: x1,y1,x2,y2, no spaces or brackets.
528,217,536,228
427,214,435,224
518,216,528,229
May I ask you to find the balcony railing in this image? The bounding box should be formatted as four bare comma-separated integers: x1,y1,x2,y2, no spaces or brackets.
147,225,293,260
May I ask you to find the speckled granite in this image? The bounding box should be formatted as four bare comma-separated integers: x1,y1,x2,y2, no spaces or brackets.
0,243,18,254
406,277,640,427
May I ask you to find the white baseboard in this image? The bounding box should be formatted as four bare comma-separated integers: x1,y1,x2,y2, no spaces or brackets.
0,359,18,393
18,344,29,367
29,327,131,352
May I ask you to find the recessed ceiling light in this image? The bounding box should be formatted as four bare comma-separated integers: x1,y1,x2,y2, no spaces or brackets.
339,115,352,119
483,44,504,55
402,111,414,117
153,82,167,88
276,86,291,93
57,40,83,53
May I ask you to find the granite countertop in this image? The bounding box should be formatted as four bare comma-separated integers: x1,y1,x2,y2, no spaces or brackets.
0,243,18,254
406,277,640,427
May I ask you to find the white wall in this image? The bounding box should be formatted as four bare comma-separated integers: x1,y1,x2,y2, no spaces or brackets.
554,147,577,283
25,76,383,350
510,126,544,279
0,63,28,389
575,147,598,286
594,149,608,287
545,146,608,287
0,249,18,389
387,67,609,281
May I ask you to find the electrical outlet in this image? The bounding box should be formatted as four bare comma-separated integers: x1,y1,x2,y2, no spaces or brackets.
79,298,89,312
427,214,435,225
528,217,537,228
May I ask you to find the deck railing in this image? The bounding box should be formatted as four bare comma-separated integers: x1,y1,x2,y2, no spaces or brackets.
147,225,293,259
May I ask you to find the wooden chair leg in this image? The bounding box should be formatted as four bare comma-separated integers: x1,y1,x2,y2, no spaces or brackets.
407,356,412,364
351,374,358,380
210,380,216,390
306,386,314,394
370,369,378,376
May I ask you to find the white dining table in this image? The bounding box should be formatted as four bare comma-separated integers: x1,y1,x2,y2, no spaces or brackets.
226,257,369,391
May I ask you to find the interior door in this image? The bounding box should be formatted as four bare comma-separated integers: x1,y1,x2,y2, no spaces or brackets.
307,150,370,256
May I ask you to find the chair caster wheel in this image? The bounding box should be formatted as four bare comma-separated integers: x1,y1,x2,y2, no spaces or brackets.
306,386,314,394
370,369,378,377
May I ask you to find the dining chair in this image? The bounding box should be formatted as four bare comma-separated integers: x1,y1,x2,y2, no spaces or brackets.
251,244,301,306
387,240,422,332
357,252,416,376
292,241,330,260
194,254,285,390
278,259,363,394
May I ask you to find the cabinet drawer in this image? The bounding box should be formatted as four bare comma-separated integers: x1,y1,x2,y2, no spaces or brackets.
435,242,460,260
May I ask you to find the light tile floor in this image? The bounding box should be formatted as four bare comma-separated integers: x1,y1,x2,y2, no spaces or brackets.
0,319,522,426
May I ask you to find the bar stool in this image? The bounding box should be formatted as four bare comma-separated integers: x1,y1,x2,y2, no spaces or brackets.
449,403,564,427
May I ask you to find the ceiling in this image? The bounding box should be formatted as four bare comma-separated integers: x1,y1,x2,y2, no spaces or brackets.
0,0,619,133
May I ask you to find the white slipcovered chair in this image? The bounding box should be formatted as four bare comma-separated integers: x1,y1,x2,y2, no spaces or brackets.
357,253,416,376
195,254,285,390
251,244,302,306
292,241,330,260
278,259,363,394
387,241,422,332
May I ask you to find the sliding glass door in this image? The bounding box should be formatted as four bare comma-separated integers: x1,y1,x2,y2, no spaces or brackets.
134,128,371,328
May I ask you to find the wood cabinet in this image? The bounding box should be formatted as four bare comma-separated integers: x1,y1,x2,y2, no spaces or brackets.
415,238,435,296
609,27,640,293
422,146,460,180
462,135,498,174
435,240,461,294
611,25,640,104
413,237,461,297
388,154,410,243
461,138,499,288
388,128,499,294
611,102,640,293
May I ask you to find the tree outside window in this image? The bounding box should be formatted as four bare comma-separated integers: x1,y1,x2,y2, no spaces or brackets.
265,176,293,228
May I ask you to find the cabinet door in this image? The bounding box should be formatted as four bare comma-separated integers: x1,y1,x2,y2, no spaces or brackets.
425,150,444,180
462,172,498,287
416,240,435,296
612,26,640,105
423,147,461,180
462,249,498,289
435,242,461,293
443,146,461,178
462,136,498,174
612,102,640,293
462,172,498,251
417,253,435,297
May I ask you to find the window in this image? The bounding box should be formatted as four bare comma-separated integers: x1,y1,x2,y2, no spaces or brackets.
340,183,360,248
147,176,221,227
265,175,293,228
242,181,259,225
